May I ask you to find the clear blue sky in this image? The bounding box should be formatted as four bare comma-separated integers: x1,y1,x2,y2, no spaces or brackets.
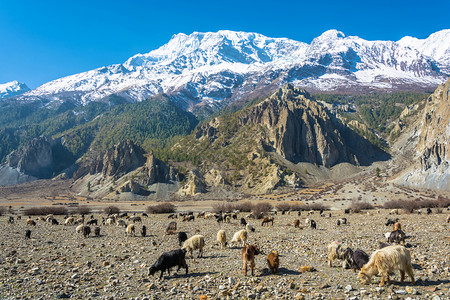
1,0,449,88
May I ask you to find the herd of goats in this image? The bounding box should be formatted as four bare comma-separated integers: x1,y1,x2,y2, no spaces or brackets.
5,206,450,288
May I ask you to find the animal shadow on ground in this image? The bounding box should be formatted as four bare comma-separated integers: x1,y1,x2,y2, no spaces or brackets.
259,267,301,276
164,271,217,280
201,254,227,259
413,279,450,287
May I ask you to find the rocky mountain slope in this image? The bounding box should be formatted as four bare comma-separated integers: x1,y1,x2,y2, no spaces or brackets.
0,81,29,99
394,78,450,190
12,30,450,111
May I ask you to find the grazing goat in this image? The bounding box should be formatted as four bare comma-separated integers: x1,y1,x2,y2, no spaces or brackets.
232,214,237,219
177,232,188,247
242,244,260,276
8,216,14,224
148,249,188,280
358,245,414,287
168,214,177,219
417,209,422,215
76,224,84,234
87,219,97,225
141,225,147,237
267,250,279,274
389,209,399,215
310,219,317,229
129,216,142,223
240,218,247,226
385,218,399,226
261,216,274,226
344,209,351,214
231,229,248,247
298,211,301,216
83,226,91,238
117,219,127,227
166,221,177,234
352,249,369,272
182,235,205,258
216,215,224,223
225,216,231,223
25,230,31,239
339,218,347,225
327,241,353,269
142,213,148,217
126,224,135,236
388,229,406,246
246,224,255,232
51,218,59,225
294,219,300,228
94,227,101,237
217,230,227,249
426,208,432,214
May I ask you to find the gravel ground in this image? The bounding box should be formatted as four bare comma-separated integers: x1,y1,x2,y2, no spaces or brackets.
0,210,449,300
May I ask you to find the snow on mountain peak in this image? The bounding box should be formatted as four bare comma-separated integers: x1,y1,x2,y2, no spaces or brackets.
398,29,450,63
0,81,30,99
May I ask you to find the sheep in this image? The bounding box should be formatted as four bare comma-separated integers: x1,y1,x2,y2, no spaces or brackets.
25,230,31,239
94,227,101,237
358,245,415,287
26,219,36,226
294,219,300,228
65,217,74,226
310,220,317,229
225,216,231,223
141,225,147,237
126,224,135,236
148,249,188,280
242,244,260,276
388,229,406,246
217,230,227,249
166,221,177,234
389,209,399,215
240,218,247,227
393,222,401,231
83,226,91,238
261,216,274,226
351,249,370,272
231,229,248,247
178,232,188,246
182,235,205,258
267,250,279,274
76,224,84,234
246,224,255,232
117,219,127,227
327,241,353,269
385,218,399,226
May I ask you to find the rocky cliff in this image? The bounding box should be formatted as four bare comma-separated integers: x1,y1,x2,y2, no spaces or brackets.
395,79,450,190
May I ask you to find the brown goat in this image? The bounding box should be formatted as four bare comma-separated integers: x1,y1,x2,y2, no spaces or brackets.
242,244,260,276
294,219,300,228
267,250,280,274
393,222,401,231
261,216,274,227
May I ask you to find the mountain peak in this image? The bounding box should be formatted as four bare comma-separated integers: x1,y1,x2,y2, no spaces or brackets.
0,81,30,99
314,29,346,42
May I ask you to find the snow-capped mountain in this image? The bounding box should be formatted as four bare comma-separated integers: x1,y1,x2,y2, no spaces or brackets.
15,29,450,110
0,81,30,99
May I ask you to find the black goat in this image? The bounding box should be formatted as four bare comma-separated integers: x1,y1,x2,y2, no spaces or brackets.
141,225,147,237
216,215,224,223
168,214,177,219
310,220,317,229
240,218,247,226
25,230,31,239
426,208,432,214
51,218,59,225
8,216,14,224
385,218,399,226
178,232,188,246
166,221,177,234
344,209,351,214
351,249,369,272
94,227,101,237
87,219,97,225
148,249,188,279
142,213,148,217
83,226,91,238
232,214,237,219
298,211,301,216
388,229,406,245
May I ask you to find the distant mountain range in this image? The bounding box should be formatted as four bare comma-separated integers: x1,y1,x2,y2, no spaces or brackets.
6,29,450,112
0,81,29,99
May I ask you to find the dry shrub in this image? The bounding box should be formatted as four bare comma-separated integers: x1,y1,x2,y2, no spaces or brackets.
147,203,176,214
383,197,450,213
302,203,329,211
252,202,273,219
212,203,234,213
276,203,292,212
234,201,253,212
71,206,91,215
104,206,121,214
24,206,68,216
350,201,374,213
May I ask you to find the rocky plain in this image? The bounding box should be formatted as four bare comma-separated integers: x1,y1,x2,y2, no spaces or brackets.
0,200,449,300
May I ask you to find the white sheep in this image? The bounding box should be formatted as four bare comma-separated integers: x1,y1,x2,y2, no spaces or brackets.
76,224,84,234
217,230,227,249
126,224,135,236
231,229,248,247
182,234,205,258
105,218,115,225
65,217,74,226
